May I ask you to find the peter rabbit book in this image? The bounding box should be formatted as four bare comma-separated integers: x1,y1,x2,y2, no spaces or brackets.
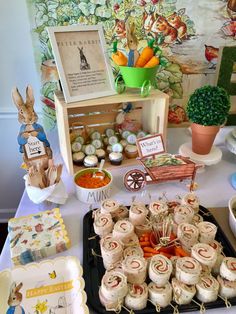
8,208,70,266
0,256,89,314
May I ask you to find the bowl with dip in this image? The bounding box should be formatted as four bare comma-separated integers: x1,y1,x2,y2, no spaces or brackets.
74,168,113,204
228,195,236,238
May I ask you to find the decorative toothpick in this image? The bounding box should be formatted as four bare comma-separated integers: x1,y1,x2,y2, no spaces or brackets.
218,295,231,308
148,299,161,312
192,299,206,314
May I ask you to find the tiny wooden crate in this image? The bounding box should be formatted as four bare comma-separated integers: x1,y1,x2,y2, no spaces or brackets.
54,89,169,175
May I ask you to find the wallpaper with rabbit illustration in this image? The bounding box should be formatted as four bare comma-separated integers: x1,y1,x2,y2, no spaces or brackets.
26,0,236,129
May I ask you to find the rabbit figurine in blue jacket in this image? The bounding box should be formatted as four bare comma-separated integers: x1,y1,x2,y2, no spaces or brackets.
7,282,25,314
12,85,52,169
126,21,139,67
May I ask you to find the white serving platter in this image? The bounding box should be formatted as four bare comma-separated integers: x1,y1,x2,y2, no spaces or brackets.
0,256,89,314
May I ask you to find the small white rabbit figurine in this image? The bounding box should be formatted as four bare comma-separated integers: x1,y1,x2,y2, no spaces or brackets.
12,85,52,170
7,282,25,314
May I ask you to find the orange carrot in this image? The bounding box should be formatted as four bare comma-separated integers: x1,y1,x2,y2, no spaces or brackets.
144,236,150,242
170,233,177,241
76,172,110,189
174,246,190,257
175,251,182,257
144,56,159,68
139,236,144,242
143,247,159,254
159,252,172,259
112,41,127,66
135,39,155,67
144,252,156,258
139,241,151,247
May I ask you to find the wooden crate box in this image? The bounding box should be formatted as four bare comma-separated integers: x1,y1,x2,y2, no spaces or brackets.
54,90,169,175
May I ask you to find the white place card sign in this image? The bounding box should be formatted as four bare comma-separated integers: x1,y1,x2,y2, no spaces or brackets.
24,136,46,159
137,134,165,158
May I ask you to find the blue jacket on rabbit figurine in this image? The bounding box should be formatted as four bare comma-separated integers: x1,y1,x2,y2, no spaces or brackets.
7,282,25,314
7,306,25,314
17,123,50,154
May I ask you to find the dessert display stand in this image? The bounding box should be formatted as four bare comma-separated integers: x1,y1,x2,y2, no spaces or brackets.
225,128,236,155
179,142,222,172
225,128,236,189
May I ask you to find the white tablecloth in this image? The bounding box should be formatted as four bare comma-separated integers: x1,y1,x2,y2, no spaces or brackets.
1,127,236,314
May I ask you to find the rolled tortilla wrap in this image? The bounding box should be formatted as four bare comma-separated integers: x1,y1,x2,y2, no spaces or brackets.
129,203,148,226
176,256,202,285
191,243,217,268
149,201,169,217
99,286,123,311
100,234,123,269
113,219,134,244
197,221,217,244
123,246,144,259
122,255,147,284
93,212,114,237
113,205,129,221
177,223,199,249
101,271,128,301
174,205,194,225
149,254,172,287
181,193,200,213
217,275,236,299
172,277,196,305
220,257,236,281
196,275,219,303
125,283,148,310
148,281,172,308
101,199,120,218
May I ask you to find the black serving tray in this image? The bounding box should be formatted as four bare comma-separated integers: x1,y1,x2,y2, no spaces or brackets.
83,206,236,313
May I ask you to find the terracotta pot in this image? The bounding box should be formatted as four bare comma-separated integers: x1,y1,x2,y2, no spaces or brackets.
190,123,220,155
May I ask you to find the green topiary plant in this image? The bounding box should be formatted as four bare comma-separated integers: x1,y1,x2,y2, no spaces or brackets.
186,85,230,126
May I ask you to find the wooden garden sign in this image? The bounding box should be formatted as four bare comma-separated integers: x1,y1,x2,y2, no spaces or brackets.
137,134,165,158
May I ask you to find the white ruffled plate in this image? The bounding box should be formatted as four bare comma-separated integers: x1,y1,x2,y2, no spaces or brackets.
231,128,236,139
225,131,236,155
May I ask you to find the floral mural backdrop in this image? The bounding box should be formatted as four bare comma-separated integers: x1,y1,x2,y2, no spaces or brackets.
26,0,236,129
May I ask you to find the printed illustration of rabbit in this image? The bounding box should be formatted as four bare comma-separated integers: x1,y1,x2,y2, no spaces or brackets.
227,0,236,20
49,296,73,314
108,10,135,45
114,19,127,39
12,85,52,169
126,21,139,66
143,11,156,36
78,47,90,71
7,282,25,314
167,9,188,42
151,15,178,45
